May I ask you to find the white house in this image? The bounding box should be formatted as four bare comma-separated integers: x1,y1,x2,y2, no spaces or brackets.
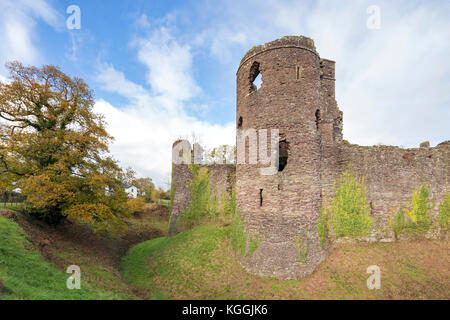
105,185,138,198
124,185,138,198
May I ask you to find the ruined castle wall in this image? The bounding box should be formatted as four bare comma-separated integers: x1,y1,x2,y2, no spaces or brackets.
207,164,236,205
170,35,449,280
168,163,193,236
318,58,344,203
337,141,450,239
236,36,327,280
168,153,235,236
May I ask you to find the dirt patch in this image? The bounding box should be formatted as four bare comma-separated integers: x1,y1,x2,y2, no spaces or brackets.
140,203,170,219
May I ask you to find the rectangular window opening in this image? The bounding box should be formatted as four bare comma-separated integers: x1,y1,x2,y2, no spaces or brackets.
296,66,301,81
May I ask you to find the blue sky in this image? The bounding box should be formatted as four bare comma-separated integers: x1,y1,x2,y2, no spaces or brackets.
0,0,449,187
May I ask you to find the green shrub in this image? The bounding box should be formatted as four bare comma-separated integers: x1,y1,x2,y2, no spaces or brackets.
246,233,262,257
178,164,214,229
294,232,308,264
408,184,432,235
390,184,433,239
179,165,235,229
317,206,329,248
168,165,176,221
231,210,247,256
231,208,260,257
438,192,450,232
318,169,373,244
390,207,408,240
219,187,236,218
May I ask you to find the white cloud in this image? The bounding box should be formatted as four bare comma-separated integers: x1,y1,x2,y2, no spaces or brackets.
94,97,235,188
131,27,201,105
19,0,62,29
135,13,151,29
97,63,150,102
4,0,447,187
0,0,62,76
96,28,234,188
96,1,450,186
189,0,450,147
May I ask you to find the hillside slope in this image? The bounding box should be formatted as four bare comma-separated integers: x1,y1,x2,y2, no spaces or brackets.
0,216,112,299
122,223,449,299
1,207,448,300
0,204,169,300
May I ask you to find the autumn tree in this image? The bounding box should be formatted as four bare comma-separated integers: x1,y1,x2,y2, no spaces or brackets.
132,177,155,202
0,61,132,233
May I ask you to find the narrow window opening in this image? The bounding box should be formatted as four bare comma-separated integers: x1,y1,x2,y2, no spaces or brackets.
237,116,243,129
315,109,321,130
253,73,262,90
259,189,263,206
296,66,302,80
249,61,262,92
278,140,289,172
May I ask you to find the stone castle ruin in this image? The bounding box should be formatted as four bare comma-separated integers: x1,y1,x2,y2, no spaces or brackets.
169,36,449,280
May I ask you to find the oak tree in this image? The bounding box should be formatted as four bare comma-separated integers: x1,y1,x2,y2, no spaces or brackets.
0,61,132,233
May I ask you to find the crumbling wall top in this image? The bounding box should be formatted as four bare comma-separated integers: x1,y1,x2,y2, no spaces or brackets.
238,36,318,72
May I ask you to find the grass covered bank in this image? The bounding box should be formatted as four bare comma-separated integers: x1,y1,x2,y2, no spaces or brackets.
0,217,111,299
122,223,449,300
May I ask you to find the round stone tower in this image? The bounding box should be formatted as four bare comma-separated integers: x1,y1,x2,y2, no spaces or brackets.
236,36,327,280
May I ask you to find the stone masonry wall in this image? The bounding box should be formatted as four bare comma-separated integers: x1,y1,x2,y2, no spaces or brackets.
338,141,449,240
236,36,326,280
168,140,236,236
169,36,449,280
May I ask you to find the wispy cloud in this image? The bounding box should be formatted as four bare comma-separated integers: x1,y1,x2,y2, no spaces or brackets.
186,0,450,147
0,0,63,75
2,0,448,186
95,24,234,187
131,26,201,105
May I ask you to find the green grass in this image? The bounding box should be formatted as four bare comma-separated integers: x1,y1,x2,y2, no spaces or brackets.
157,199,170,206
0,217,119,299
122,222,449,300
49,247,139,300
1,207,447,300
122,223,231,299
0,203,24,210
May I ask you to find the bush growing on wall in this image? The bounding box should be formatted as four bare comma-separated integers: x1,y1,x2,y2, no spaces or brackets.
177,164,261,256
219,187,236,218
389,184,433,239
438,191,449,233
168,165,176,222
390,207,408,240
317,206,329,248
231,209,261,258
217,186,261,257
231,210,247,256
294,232,308,265
317,169,373,246
178,164,213,229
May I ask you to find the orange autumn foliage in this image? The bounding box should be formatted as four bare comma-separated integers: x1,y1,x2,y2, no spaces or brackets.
127,197,146,214
0,61,133,233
